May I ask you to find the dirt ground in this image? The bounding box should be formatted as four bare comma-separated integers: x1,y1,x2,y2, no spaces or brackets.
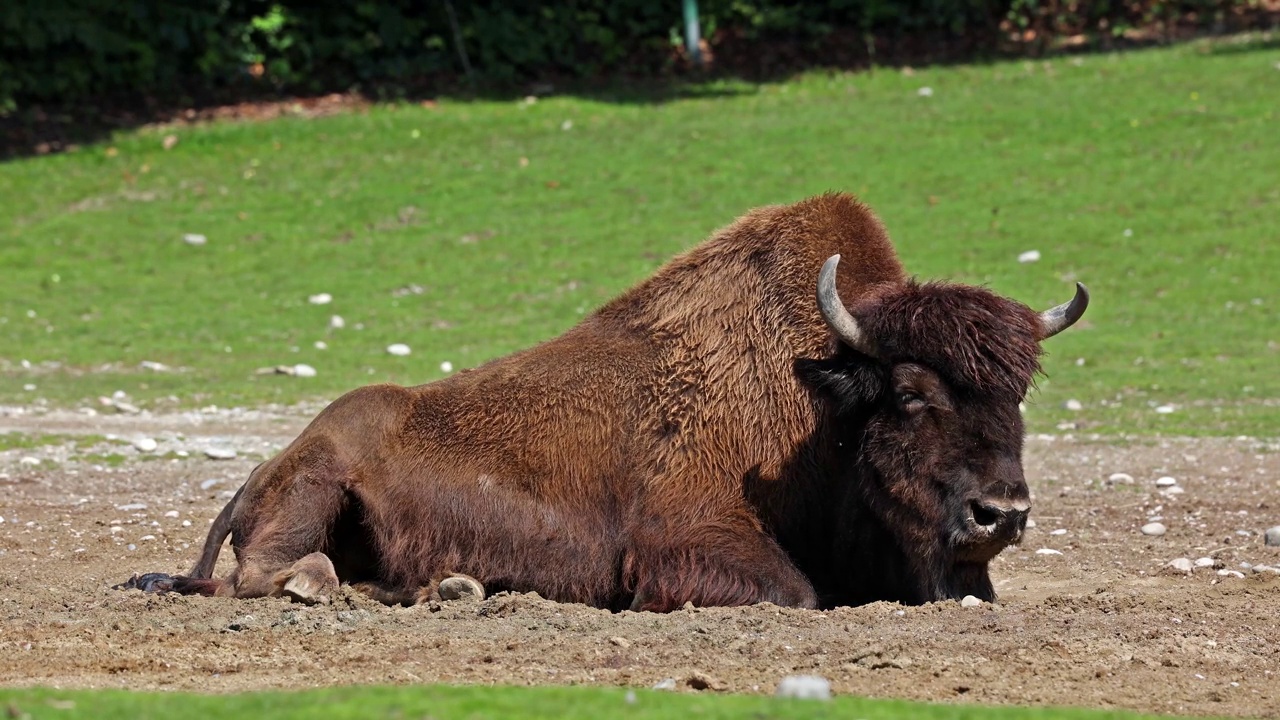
0,405,1277,718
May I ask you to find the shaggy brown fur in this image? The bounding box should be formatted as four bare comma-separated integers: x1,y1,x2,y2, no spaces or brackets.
115,192,1087,611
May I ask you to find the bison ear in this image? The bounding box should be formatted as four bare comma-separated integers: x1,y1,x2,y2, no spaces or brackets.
794,356,885,415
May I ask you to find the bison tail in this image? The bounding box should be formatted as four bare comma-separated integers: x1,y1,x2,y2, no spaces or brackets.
187,479,247,578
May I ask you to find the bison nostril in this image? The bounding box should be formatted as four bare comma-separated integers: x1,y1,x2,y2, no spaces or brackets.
970,501,1002,529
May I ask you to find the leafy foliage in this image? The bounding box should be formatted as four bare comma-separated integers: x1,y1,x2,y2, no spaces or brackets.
0,0,1262,110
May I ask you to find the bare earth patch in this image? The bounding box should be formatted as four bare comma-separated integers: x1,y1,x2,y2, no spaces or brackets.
0,408,1277,718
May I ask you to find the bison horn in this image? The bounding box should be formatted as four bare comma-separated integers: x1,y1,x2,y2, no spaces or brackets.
1038,282,1090,339
817,254,881,358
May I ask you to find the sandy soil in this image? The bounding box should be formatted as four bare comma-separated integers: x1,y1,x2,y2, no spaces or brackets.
0,406,1277,718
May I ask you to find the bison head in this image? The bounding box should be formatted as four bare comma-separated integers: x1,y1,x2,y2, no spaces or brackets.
800,254,1088,606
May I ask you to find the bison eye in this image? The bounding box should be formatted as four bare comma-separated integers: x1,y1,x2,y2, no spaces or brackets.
896,391,926,413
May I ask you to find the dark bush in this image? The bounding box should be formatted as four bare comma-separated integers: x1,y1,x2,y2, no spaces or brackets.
0,0,1264,112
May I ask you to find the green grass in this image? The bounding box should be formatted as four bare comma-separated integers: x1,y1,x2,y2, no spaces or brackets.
0,685,1209,720
2,36,1277,436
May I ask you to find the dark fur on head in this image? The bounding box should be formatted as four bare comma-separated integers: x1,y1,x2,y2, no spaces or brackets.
852,280,1046,401
798,278,1044,606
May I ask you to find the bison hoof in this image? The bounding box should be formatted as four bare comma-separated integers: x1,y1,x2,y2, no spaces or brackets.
112,573,176,593
273,552,339,605
437,575,485,602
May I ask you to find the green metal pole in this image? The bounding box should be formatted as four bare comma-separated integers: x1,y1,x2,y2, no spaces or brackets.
683,0,702,66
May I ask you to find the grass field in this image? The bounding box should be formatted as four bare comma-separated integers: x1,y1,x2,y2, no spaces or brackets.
0,685,1211,720
2,36,1278,435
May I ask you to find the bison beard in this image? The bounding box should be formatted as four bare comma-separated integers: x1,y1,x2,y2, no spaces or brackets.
115,192,1088,612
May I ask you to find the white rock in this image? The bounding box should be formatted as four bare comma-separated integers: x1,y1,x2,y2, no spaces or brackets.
140,535,157,542
1250,565,1279,575
1050,528,1067,536
181,520,192,527
1217,569,1245,578
1063,399,1083,411
133,437,158,453
199,478,221,490
1155,476,1178,487
960,595,983,608
1155,405,1176,414
140,360,170,371
917,87,934,97
19,457,41,466
314,341,328,350
176,450,189,458
1194,557,1216,568
1164,486,1185,495
440,361,453,373
127,544,137,551
164,510,180,519
387,343,412,356
1168,558,1194,573
183,233,207,246
1018,250,1041,263
204,447,237,460
22,383,36,391
308,293,332,305
293,364,317,378
1265,526,1280,547
1024,518,1037,529
652,678,677,691
329,315,345,329
116,503,146,511
1036,548,1063,555
1141,522,1167,536
775,675,831,700
1108,472,1134,485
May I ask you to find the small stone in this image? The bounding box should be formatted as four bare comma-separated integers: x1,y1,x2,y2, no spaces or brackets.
1050,528,1067,536
960,595,982,608
292,363,317,378
1024,518,1037,529
1155,405,1176,414
775,675,832,700
1017,250,1041,263
182,233,207,246
139,534,157,541
204,447,237,460
1250,565,1278,575
181,520,192,527
1265,526,1280,547
22,383,36,391
685,671,726,691
1155,476,1178,487
329,315,345,329
111,400,141,414
164,510,180,519
314,341,328,350
176,450,189,458
1217,569,1245,578
1063,399,1083,411
1164,486,1185,495
133,437,158,453
308,293,332,305
139,361,169,371
1108,473,1134,485
652,678,677,691
115,503,147,511
1168,558,1194,573
624,690,636,704
1141,522,1167,537
917,87,934,97
609,636,632,649
440,361,453,373
387,343,411,356
126,543,137,551
1036,548,1063,555
199,478,221,490
1194,557,1216,568
19,457,41,466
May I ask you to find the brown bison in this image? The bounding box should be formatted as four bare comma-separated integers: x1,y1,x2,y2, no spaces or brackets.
117,192,1088,611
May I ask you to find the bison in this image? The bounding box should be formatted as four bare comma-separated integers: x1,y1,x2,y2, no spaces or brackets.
117,192,1088,611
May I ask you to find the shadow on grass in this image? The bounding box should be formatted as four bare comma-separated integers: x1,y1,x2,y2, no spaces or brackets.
2,24,1276,162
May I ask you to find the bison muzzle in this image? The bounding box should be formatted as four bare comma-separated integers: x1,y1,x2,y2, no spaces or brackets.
116,192,1089,611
